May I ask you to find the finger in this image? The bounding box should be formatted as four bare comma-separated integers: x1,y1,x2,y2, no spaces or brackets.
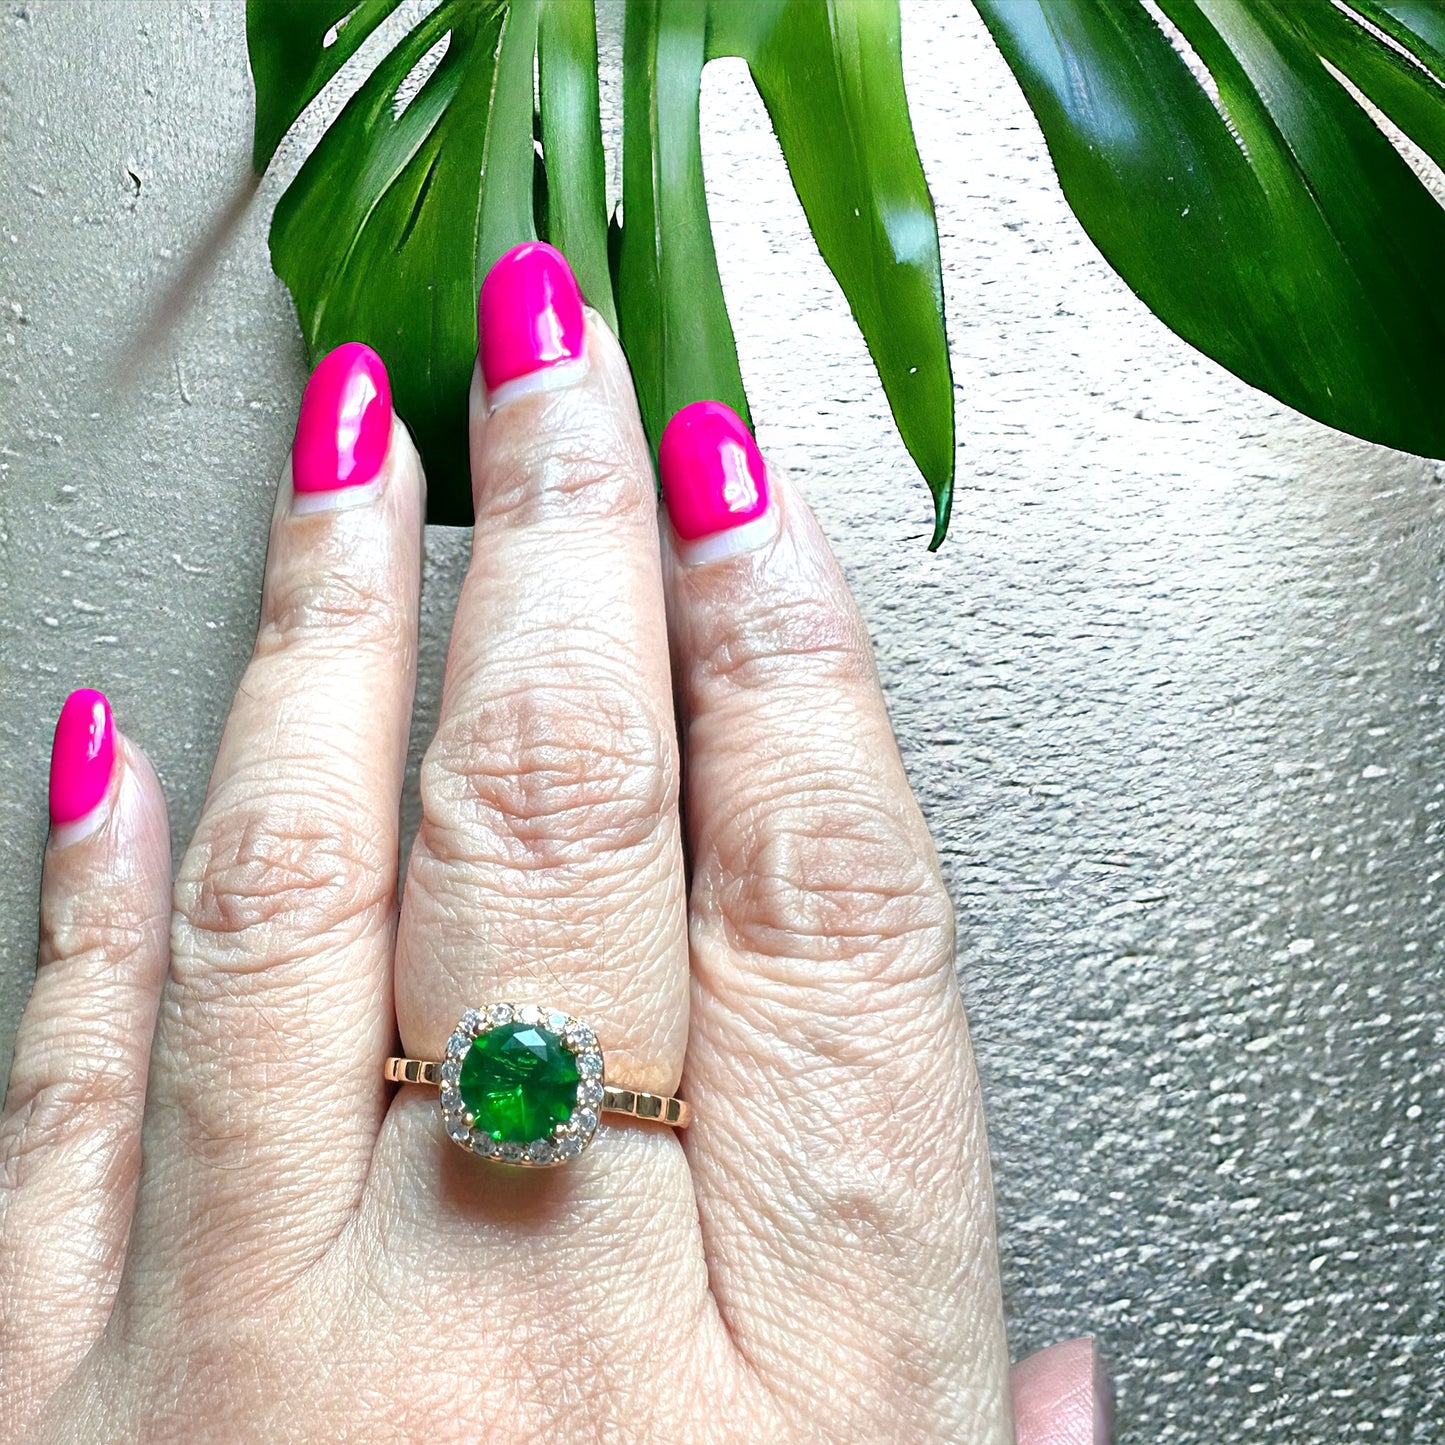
1012,1338,1114,1445
134,346,422,1276
0,693,169,1430
392,242,690,1191
660,405,1012,1439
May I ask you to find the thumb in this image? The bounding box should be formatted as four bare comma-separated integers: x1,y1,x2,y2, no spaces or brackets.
1011,1337,1114,1445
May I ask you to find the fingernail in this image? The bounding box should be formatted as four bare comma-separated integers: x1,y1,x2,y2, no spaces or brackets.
49,688,114,841
292,342,392,510
478,240,587,405
659,399,775,562
1093,1343,1115,1445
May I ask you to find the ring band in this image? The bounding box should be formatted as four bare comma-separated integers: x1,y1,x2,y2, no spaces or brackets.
385,1003,690,1168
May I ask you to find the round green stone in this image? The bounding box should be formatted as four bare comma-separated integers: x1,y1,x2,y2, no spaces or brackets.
458,1022,579,1144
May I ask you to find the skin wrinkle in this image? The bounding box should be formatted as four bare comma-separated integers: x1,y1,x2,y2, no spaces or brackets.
686,973,987,1422
418,686,676,870
202,752,403,820
671,513,880,685
695,815,953,976
4,976,153,1111
254,566,409,656
475,423,660,530
663,475,1011,1437
432,628,670,730
694,1029,976,1262
174,800,393,962
0,1111,142,1425
684,967,958,1117
685,727,942,920
407,869,682,1006
0,1082,140,1214
690,590,879,696
469,329,655,531
36,914,153,975
341,1118,723,1442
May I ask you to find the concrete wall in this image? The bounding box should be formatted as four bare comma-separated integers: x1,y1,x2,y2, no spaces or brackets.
2,2,1441,1438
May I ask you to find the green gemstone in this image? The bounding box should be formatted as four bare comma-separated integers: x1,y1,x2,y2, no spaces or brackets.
457,1022,579,1144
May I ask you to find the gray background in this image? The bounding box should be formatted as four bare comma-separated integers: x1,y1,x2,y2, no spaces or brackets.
2,2,1442,1439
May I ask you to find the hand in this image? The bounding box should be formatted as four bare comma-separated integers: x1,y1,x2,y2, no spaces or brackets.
2,244,1106,1443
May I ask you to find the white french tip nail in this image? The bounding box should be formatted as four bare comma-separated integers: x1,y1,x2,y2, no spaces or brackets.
290,480,383,516
484,355,590,413
49,800,109,849
672,506,780,567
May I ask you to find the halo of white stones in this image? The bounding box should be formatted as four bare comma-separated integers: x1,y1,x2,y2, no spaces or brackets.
438,1003,605,1168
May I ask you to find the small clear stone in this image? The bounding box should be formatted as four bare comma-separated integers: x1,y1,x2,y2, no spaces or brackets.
470,1132,497,1156
487,1003,514,1025
459,1008,483,1034
516,1004,543,1026
440,1085,462,1112
446,1115,470,1142
499,1142,524,1163
557,1135,582,1160
574,1109,598,1134
579,1080,605,1107
567,1024,596,1050
526,1139,554,1164
441,1059,461,1085
445,1032,469,1059
548,1010,570,1033
578,1052,603,1078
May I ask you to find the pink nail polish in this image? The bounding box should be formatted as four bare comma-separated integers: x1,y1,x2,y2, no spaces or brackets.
659,400,770,542
292,342,393,494
478,241,585,393
49,688,114,826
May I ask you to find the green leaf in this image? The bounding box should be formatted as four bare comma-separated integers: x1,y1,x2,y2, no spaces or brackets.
708,0,954,547
617,0,751,469
539,0,616,329
247,0,405,172
615,0,954,543
265,0,538,524
477,0,539,278
1285,3,1445,172
252,0,954,538
1352,2,1445,84
975,0,1445,461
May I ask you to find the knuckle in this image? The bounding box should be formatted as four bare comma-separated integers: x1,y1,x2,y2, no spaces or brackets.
420,672,677,874
697,589,877,696
700,776,954,980
39,909,153,976
787,1149,927,1259
174,791,390,962
481,413,651,528
255,562,406,660
1,1073,140,1195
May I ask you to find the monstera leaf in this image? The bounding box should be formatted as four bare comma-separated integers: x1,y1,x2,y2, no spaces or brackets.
248,0,1445,541
975,1,1445,464
249,0,952,535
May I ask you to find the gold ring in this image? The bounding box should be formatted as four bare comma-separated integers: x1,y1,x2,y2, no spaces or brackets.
385,1003,690,1168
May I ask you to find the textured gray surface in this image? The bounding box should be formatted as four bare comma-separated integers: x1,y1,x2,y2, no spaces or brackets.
2,2,1442,1440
